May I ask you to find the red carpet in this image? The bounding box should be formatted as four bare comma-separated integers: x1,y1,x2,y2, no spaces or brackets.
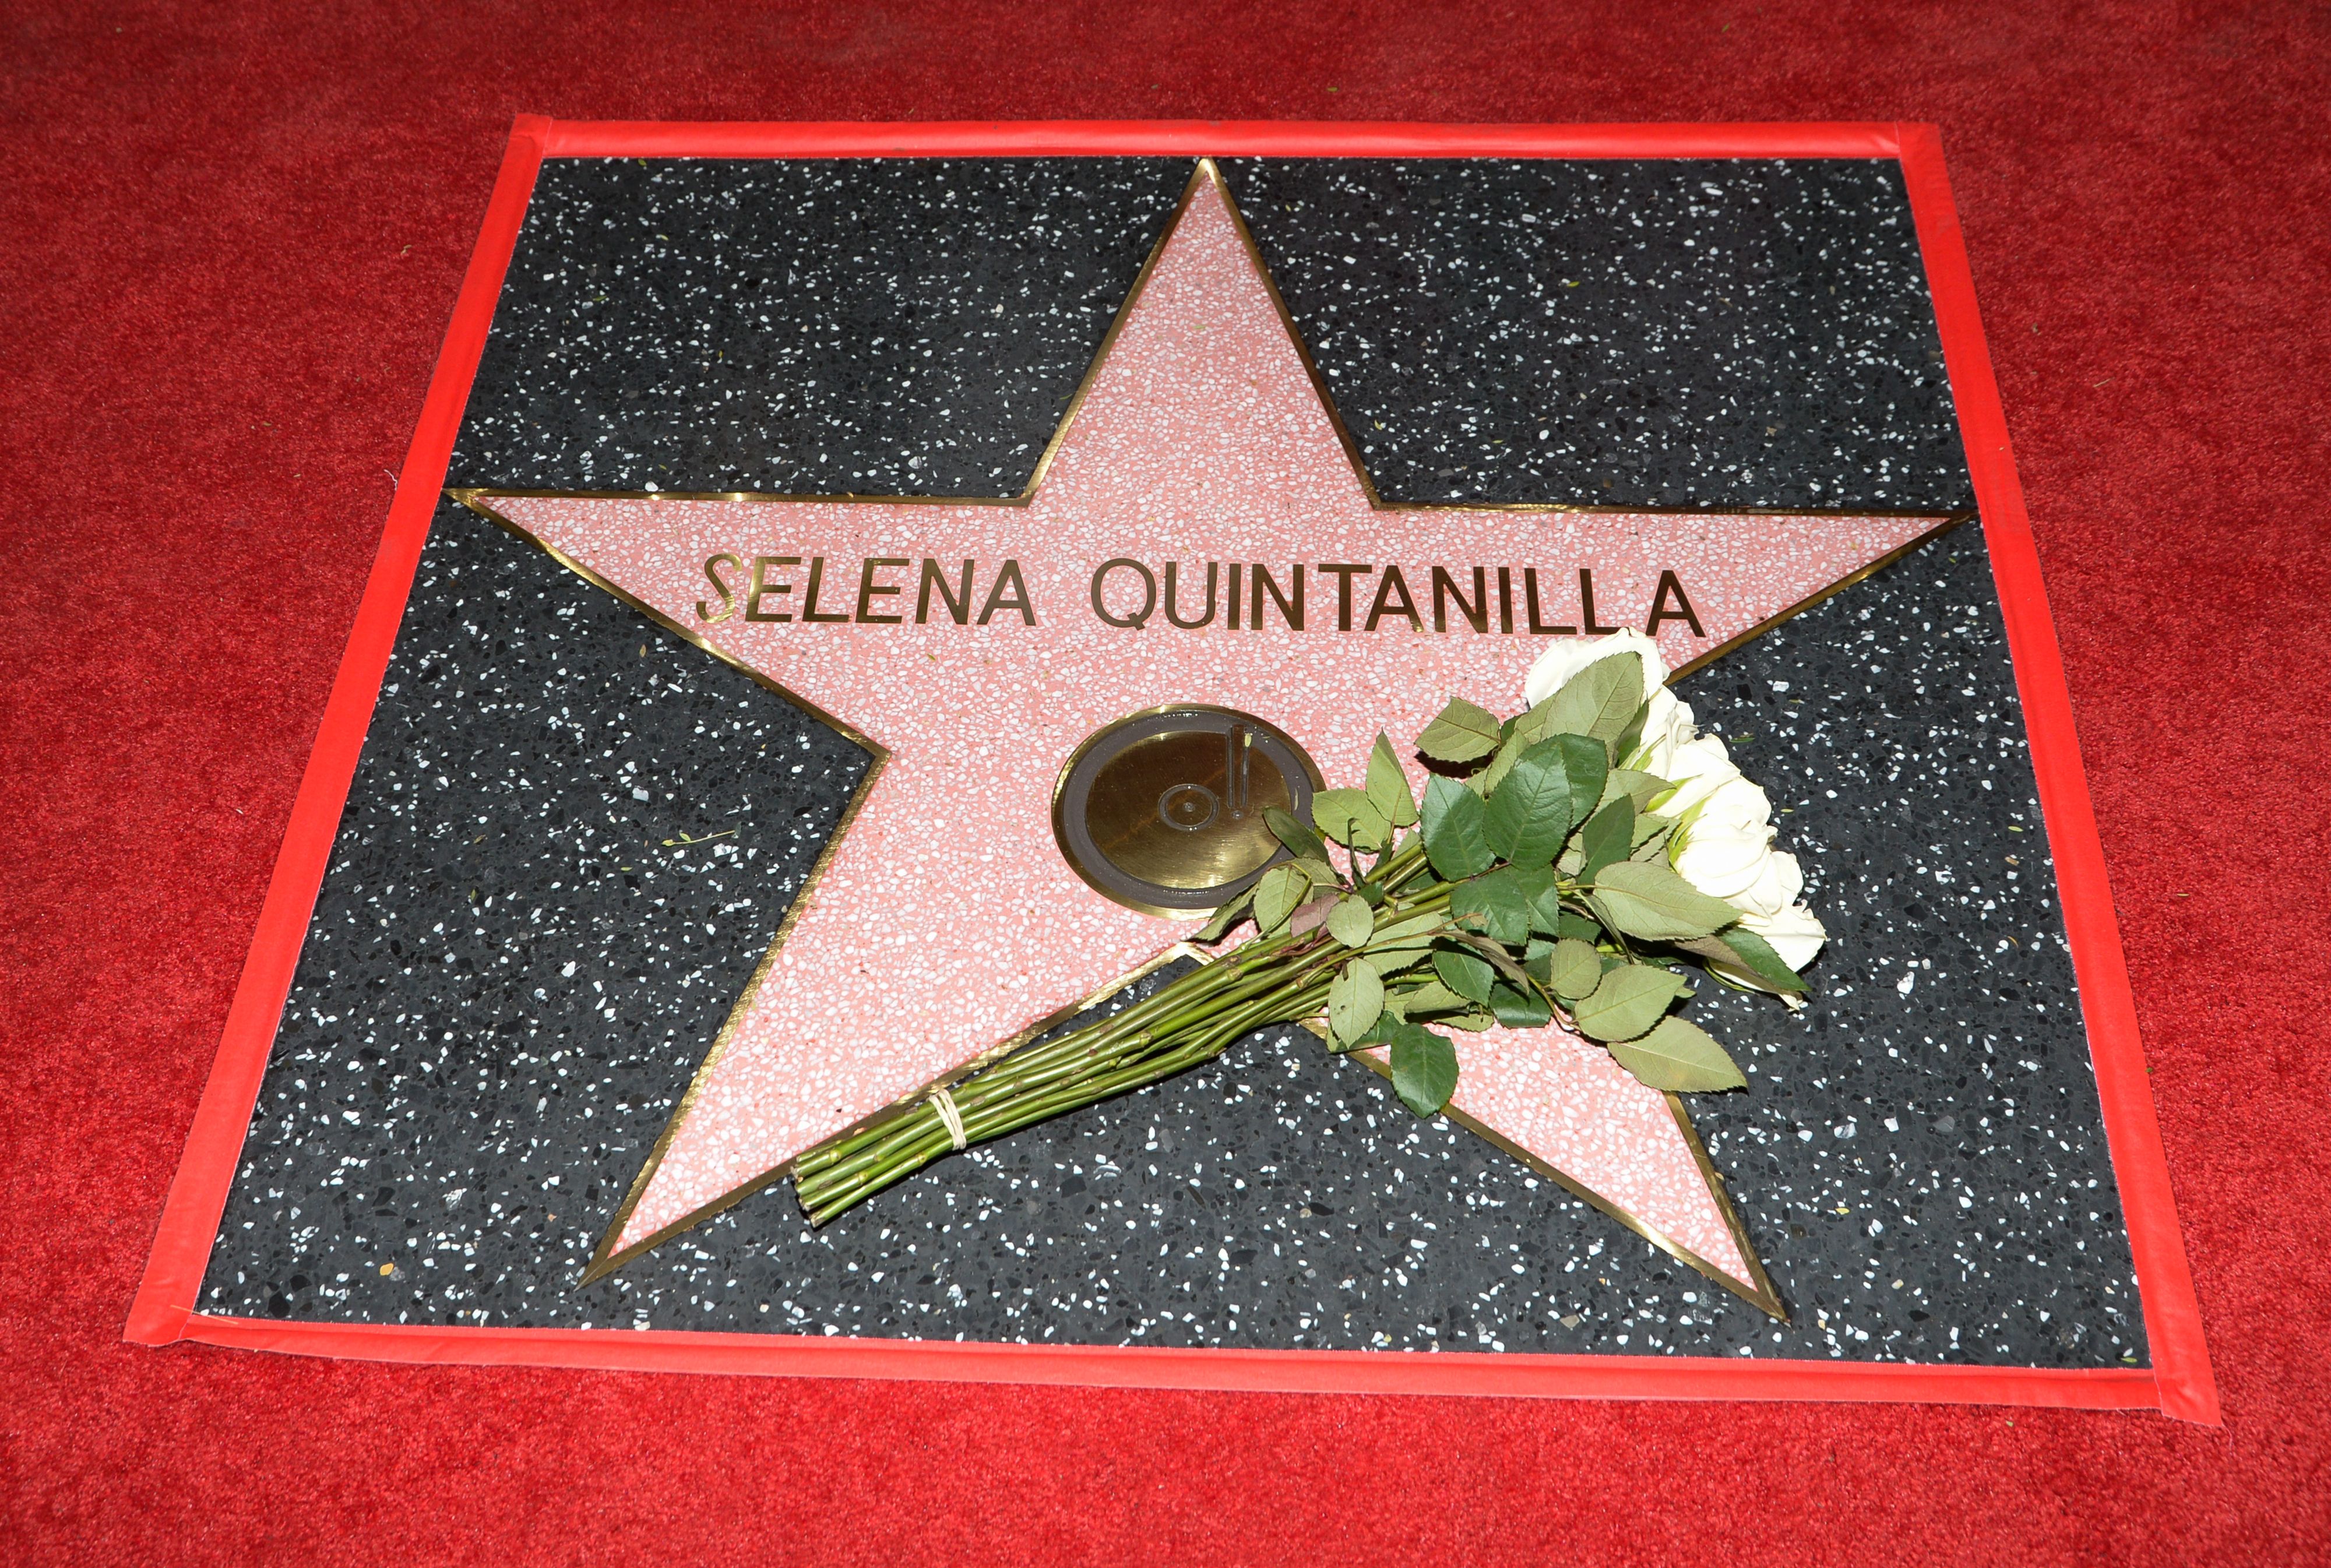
2,4,2324,1561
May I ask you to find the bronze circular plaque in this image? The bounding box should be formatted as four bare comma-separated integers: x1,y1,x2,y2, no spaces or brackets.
1053,706,1324,916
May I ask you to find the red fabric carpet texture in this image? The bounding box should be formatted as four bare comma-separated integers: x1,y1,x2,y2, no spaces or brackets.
2,3,2325,1563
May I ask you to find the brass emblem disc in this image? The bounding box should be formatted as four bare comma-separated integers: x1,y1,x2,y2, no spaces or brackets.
1052,706,1324,916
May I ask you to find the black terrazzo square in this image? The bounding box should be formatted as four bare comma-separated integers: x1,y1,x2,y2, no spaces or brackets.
199,156,2140,1371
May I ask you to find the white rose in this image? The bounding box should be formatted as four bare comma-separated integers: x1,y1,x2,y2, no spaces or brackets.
1739,899,1828,972
1524,632,1824,979
1631,688,1699,777
1649,732,1738,815
1522,628,1671,707
1524,630,1694,774
1671,776,1797,918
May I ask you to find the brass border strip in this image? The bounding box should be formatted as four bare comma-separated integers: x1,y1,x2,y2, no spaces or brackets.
1018,168,1205,498
1664,1090,1787,1317
1332,1033,1786,1319
1667,510,1974,682
452,491,898,1284
583,941,1215,1282
1207,156,1399,515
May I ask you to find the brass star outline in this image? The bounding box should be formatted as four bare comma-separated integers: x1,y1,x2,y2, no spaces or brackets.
455,159,1966,1314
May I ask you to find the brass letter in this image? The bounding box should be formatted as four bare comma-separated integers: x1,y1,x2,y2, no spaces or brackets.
1645,570,1705,636
802,556,851,623
856,557,909,624
1523,568,1575,636
698,554,742,623
745,556,801,622
1431,566,1488,633
1090,559,1155,629
1365,565,1422,632
1251,563,1304,630
1163,561,1218,629
1318,563,1372,630
1579,568,1621,635
918,559,974,625
980,559,1037,626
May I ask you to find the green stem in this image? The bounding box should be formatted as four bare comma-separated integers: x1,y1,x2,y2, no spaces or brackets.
793,952,1335,1222
791,838,1452,1225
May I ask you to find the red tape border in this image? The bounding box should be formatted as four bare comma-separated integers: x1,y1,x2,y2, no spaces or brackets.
125,119,2217,1423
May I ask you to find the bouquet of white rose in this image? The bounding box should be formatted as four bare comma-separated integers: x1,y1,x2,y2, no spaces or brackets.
1524,629,1827,985
790,633,1824,1224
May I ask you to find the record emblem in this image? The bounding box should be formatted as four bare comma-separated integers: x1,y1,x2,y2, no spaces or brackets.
1052,706,1323,915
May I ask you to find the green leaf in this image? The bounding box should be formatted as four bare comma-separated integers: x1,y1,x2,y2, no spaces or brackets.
1439,1009,1497,1033
1432,943,1497,1005
1193,885,1253,943
1450,868,1531,946
1510,865,1566,935
1337,1011,1402,1053
1505,692,1564,752
1605,1015,1748,1093
1417,696,1503,764
1571,962,1688,1041
1551,733,1611,826
1328,960,1385,1045
1311,787,1390,850
1370,910,1448,946
1389,1025,1460,1115
1359,915,1443,977
1359,945,1432,981
1483,737,1591,866
1253,863,1310,934
1471,730,1526,799
1295,857,1341,888
1366,733,1419,827
1490,732,1609,861
1326,894,1376,949
1603,769,1671,810
1459,932,1536,991
1557,911,1605,945
1717,925,1808,992
1388,977,1470,1017
1265,805,1333,866
1535,651,1645,750
1578,795,1634,881
1589,860,1740,942
1489,982,1554,1028
1420,775,1495,880
1546,938,1605,1002
1610,699,1651,768
1677,928,1807,993
1631,811,1674,850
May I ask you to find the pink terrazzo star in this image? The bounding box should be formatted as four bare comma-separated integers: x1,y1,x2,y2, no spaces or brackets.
473,165,1945,1304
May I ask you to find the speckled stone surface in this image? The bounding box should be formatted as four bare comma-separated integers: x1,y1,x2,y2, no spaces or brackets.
1218,157,1973,512
198,501,874,1323
200,157,2140,1367
495,172,1941,1270
202,515,2142,1366
452,157,1189,496
1664,526,2140,1364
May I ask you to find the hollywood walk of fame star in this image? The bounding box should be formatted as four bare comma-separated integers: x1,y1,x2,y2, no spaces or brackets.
458,162,1957,1308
